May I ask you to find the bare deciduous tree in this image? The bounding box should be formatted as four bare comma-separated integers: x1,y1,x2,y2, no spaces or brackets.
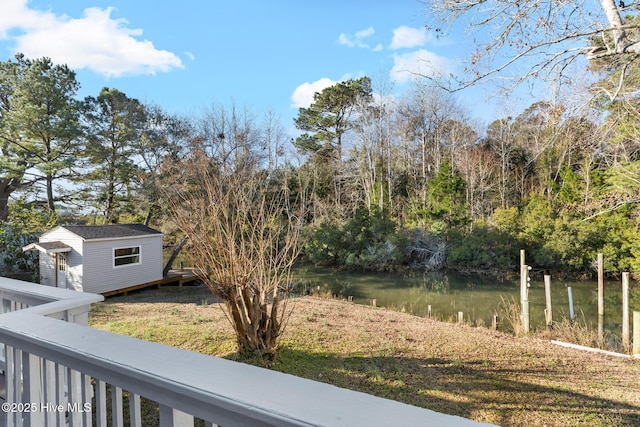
423,0,640,99
163,146,305,357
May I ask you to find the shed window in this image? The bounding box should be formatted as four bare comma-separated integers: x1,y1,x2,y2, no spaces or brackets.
114,246,140,267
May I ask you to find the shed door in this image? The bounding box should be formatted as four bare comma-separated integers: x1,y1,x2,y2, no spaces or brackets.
57,253,68,288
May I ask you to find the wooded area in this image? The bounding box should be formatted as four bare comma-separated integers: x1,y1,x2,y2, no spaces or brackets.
3,1,640,282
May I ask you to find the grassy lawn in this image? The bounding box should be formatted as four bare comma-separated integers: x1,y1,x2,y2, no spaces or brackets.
89,285,640,427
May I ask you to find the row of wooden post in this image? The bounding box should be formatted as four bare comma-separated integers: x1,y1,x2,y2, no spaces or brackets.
521,250,639,356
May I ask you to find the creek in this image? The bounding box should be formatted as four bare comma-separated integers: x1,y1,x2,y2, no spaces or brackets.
293,266,640,337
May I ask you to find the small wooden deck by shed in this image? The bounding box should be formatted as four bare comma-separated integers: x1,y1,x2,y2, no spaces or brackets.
101,267,207,297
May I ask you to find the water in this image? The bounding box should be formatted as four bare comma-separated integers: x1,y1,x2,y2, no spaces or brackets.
293,266,640,335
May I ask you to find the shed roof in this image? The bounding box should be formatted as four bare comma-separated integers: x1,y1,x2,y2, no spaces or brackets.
22,241,72,254
62,224,162,240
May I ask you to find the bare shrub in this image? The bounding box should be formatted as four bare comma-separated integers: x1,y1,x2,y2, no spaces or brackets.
163,145,305,357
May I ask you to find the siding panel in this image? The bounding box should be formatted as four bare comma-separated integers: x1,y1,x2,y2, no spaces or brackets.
82,236,163,294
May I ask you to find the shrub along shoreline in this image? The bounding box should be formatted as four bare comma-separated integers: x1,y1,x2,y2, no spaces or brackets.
89,285,640,427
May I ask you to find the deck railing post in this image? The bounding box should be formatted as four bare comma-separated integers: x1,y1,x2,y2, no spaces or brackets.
130,393,142,427
112,386,124,427
95,380,108,427
159,405,195,427
22,352,44,427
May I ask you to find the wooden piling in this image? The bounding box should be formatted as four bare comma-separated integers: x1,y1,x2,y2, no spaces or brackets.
372,299,377,308
458,311,464,324
622,272,630,353
492,313,499,330
544,275,552,327
520,250,526,313
520,264,528,308
597,253,604,345
633,311,640,357
521,265,530,334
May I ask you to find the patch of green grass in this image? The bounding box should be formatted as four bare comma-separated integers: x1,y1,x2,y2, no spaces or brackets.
191,316,209,325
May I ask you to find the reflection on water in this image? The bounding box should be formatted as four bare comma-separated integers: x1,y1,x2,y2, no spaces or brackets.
293,266,640,335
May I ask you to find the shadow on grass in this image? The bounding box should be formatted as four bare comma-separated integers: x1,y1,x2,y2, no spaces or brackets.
101,284,214,304
229,346,640,427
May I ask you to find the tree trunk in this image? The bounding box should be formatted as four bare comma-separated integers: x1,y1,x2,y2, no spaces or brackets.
0,175,23,221
163,236,189,277
601,0,626,49
46,175,55,212
0,190,10,222
0,178,17,221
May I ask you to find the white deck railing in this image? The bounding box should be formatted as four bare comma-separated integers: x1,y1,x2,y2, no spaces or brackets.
0,277,494,427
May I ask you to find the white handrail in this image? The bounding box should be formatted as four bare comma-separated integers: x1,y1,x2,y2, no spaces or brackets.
0,276,103,317
0,310,492,427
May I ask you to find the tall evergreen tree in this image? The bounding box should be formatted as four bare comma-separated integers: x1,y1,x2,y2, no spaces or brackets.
83,88,146,223
294,77,372,162
0,57,25,221
294,77,373,217
0,54,82,216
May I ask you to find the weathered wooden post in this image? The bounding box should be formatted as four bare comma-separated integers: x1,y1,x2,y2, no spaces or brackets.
633,311,640,358
492,312,499,330
372,299,377,308
622,272,630,353
520,250,526,307
458,311,464,324
522,265,531,334
567,287,575,320
597,253,604,345
544,274,553,327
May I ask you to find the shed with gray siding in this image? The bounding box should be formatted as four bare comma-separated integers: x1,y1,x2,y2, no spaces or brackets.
23,224,163,294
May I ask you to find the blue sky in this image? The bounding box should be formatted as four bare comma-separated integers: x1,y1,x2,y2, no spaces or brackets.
0,0,500,135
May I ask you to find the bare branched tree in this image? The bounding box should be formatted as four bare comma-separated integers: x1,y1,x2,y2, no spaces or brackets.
423,0,640,99
162,145,305,357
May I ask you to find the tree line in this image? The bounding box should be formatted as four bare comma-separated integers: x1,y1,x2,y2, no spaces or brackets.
292,75,640,278
2,52,640,281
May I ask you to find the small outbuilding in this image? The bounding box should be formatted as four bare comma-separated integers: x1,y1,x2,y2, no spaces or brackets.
23,224,163,294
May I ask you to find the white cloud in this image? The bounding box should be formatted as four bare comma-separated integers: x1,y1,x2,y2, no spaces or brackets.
390,25,427,49
390,50,454,83
355,27,375,39
291,77,337,108
337,26,378,50
337,33,354,47
0,0,41,38
0,1,183,77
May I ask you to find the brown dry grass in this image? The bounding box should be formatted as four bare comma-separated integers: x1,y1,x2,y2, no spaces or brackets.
90,285,640,427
